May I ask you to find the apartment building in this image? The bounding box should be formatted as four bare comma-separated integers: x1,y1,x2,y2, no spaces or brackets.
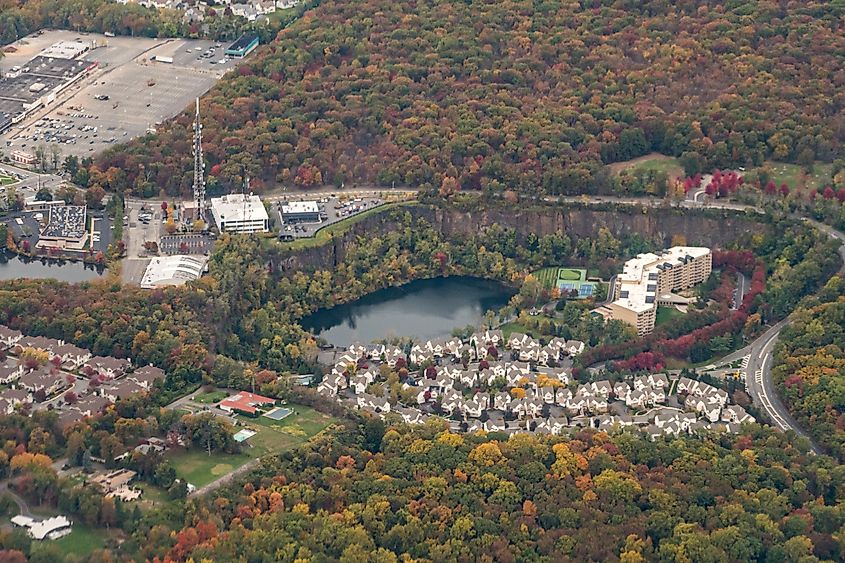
601,246,712,336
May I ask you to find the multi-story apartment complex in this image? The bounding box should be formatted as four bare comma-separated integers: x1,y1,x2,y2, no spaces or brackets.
600,246,712,336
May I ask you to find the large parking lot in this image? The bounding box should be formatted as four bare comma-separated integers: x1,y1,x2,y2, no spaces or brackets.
1,30,238,158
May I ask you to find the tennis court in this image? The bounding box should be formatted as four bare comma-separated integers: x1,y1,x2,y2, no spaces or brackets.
263,407,293,421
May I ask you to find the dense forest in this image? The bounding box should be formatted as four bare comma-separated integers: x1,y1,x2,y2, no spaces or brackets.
90,0,845,198
772,285,845,462
140,422,844,561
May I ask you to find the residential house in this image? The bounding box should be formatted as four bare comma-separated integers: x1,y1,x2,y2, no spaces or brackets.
18,367,66,396
473,392,490,410
518,342,541,363
0,326,22,349
506,332,532,351
51,344,91,371
15,335,63,354
0,399,11,415
439,390,462,416
462,399,483,419
409,344,432,365
356,393,390,414
0,363,23,385
470,330,504,354
99,380,145,402
590,380,613,398
129,365,166,390
613,381,631,399
540,386,557,404
483,414,506,432
349,375,369,395
625,389,647,409
538,345,560,366
0,388,31,408
494,391,511,411
721,405,754,424
73,394,112,417
394,406,425,425
547,337,567,353
565,340,585,356
83,356,131,380
537,366,570,385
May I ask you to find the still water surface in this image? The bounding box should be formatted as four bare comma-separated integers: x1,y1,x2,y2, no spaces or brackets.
0,253,105,283
302,277,514,347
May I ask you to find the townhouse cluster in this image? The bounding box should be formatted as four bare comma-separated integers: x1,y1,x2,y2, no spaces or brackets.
317,329,755,439
0,326,165,429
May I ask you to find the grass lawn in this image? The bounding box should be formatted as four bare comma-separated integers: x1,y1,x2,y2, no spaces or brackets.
168,404,338,488
32,522,105,557
168,449,253,489
533,267,560,289
609,153,684,180
533,266,587,289
655,306,684,326
558,268,584,281
0,174,17,186
193,390,228,404
499,321,530,339
756,161,833,191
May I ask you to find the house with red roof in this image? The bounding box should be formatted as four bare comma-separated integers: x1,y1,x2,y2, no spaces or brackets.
218,391,276,415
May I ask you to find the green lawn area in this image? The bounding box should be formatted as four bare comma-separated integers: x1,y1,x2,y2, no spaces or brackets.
755,161,833,191
500,321,530,339
0,174,17,186
533,266,588,289
31,522,105,557
168,404,338,488
609,153,684,180
193,390,228,404
558,268,584,281
533,267,559,289
655,306,684,326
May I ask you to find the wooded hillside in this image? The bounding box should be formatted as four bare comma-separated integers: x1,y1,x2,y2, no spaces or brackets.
94,0,845,198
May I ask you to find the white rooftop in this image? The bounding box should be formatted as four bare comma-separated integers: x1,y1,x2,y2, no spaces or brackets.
140,255,208,289
614,246,710,313
281,200,319,214
11,515,72,540
210,193,269,224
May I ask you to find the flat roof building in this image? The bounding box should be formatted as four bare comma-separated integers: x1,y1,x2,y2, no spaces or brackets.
11,515,72,540
140,255,209,289
600,246,712,336
281,200,320,223
35,204,88,251
226,33,259,58
210,193,269,234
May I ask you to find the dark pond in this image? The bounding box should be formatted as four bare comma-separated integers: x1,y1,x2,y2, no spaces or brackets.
0,253,105,283
302,276,515,347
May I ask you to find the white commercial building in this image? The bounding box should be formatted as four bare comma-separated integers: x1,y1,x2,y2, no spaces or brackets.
210,194,269,233
11,515,72,540
600,246,712,336
140,255,209,289
281,200,320,223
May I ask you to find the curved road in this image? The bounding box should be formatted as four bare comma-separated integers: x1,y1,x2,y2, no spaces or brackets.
545,194,845,453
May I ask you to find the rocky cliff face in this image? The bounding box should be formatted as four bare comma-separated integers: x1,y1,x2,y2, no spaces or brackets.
275,203,767,272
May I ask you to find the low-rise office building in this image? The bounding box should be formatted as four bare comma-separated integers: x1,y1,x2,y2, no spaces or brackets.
210,194,269,233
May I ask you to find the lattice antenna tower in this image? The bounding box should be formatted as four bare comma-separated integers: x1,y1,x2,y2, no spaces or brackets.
192,97,206,218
